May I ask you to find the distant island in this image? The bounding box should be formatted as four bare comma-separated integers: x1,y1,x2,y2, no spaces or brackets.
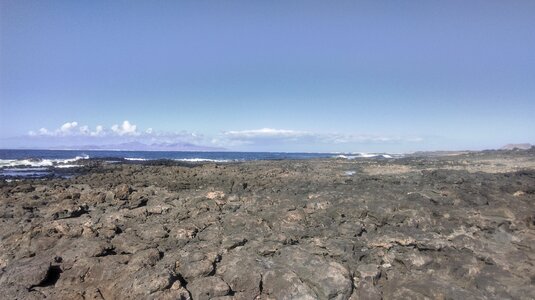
25,141,226,152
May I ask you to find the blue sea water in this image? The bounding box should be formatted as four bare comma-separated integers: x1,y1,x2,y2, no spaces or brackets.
0,149,336,162
0,149,397,179
0,149,339,179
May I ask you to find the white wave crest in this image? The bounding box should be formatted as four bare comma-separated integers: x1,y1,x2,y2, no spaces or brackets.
174,158,232,163
61,155,89,163
334,153,397,159
0,155,89,168
3,167,49,172
125,158,149,161
55,164,83,168
0,159,54,167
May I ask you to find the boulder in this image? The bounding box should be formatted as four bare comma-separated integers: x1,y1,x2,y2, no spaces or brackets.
187,276,230,300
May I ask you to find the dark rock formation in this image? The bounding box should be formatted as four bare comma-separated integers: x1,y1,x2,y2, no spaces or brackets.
1,150,535,299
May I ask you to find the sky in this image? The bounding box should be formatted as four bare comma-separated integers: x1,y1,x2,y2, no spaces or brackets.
1,0,534,152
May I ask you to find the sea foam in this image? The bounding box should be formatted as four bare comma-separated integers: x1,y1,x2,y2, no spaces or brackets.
0,155,89,168
334,153,397,159
174,158,233,163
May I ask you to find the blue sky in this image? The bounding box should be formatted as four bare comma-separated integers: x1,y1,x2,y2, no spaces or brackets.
1,1,534,152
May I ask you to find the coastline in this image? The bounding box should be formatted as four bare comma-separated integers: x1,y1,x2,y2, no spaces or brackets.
0,149,534,298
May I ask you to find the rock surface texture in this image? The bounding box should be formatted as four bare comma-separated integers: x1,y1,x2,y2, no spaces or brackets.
1,149,535,299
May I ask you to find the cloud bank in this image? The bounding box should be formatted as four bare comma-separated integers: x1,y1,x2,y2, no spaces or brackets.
220,128,422,147
23,120,207,148
111,121,139,136
224,128,310,139
22,122,424,151
29,121,140,137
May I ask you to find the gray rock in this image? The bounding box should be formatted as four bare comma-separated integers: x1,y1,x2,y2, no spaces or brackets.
1,151,535,299
217,254,263,298
187,276,230,300
52,204,89,219
176,252,219,281
115,184,132,200
356,263,381,284
272,247,353,300
0,256,55,289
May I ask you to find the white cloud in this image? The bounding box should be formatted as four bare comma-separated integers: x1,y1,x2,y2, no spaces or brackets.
25,123,424,151
218,128,423,147
23,121,218,148
59,121,78,134
224,128,310,139
30,122,81,136
322,134,399,144
28,121,203,144
79,125,90,135
28,128,53,136
28,128,49,136
28,121,139,137
111,120,138,136
90,125,104,136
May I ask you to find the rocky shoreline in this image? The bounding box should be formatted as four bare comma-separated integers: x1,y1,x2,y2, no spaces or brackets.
1,149,534,299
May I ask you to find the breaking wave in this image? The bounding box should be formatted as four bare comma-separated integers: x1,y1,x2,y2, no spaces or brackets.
334,153,397,159
0,155,89,168
173,158,234,163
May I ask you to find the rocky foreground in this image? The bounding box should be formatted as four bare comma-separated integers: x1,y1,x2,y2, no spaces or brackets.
1,150,535,299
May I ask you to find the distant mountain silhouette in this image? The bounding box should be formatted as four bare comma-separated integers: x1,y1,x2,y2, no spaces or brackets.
53,141,225,151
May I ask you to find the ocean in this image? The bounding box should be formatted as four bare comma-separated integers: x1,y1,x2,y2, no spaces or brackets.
0,149,396,179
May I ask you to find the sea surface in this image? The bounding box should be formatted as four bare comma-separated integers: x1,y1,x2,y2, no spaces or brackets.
0,149,397,179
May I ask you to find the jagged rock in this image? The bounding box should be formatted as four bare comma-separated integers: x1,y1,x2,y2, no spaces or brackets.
112,231,157,254
217,254,263,298
356,264,381,284
272,247,353,300
129,268,176,296
83,287,105,300
187,276,230,300
1,151,535,299
150,283,191,300
262,268,318,299
136,223,169,240
12,184,35,193
0,256,55,288
115,184,132,200
352,281,382,300
0,283,47,300
176,252,219,281
129,248,162,268
128,191,148,208
52,204,89,219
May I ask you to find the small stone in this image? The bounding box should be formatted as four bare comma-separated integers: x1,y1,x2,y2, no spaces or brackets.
115,184,132,200
52,204,89,220
357,264,381,284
